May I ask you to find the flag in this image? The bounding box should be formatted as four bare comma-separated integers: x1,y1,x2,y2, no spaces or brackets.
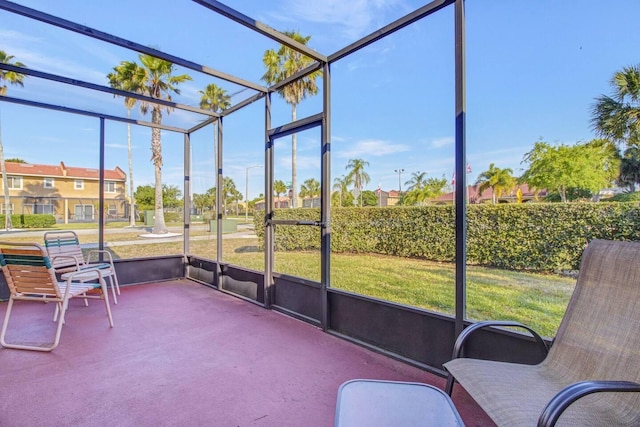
451,172,456,186
466,163,472,174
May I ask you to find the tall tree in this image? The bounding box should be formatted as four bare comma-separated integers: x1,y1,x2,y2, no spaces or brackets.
475,163,515,204
402,176,448,205
404,171,428,192
618,146,640,191
199,83,230,221
591,65,640,148
520,139,619,202
107,61,141,227
0,51,26,229
345,158,370,207
300,178,320,199
274,179,287,204
262,31,322,208
222,176,238,217
109,54,191,234
332,175,350,207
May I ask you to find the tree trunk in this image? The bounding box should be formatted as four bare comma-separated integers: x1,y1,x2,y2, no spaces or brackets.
151,108,168,234
0,113,12,229
127,108,136,227
291,104,297,208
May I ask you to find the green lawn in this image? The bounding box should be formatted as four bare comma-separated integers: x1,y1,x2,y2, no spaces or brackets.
106,236,573,338
0,228,574,338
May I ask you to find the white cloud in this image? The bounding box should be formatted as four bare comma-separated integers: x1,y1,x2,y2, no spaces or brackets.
431,137,453,148
277,0,404,40
336,139,410,158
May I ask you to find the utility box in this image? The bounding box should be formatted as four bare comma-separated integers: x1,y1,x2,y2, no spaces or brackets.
144,210,155,226
209,219,238,233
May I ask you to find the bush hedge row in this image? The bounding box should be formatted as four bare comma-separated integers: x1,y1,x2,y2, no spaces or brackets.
254,203,640,272
0,214,57,228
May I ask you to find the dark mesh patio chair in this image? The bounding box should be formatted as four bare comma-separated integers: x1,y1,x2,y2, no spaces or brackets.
444,239,640,426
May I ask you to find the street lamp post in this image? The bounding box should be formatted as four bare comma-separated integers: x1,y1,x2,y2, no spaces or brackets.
394,168,405,193
245,165,263,224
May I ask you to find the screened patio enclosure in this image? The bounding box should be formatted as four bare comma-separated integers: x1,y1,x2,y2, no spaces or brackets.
0,0,552,375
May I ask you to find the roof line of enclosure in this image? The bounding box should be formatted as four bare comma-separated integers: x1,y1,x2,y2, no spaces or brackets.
0,95,188,133
0,0,267,93
0,63,220,119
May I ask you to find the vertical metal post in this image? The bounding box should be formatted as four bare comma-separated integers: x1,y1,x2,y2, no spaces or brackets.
216,118,223,263
184,132,191,261
264,94,274,308
98,117,105,252
321,63,331,330
454,0,467,337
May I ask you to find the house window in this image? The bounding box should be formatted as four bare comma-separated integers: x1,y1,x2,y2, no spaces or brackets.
74,204,94,220
44,178,54,189
1,204,14,214
7,176,22,190
74,180,84,190
105,181,116,193
33,204,53,214
107,204,117,217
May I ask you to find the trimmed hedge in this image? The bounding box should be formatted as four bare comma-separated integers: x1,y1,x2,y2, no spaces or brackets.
254,203,640,272
0,214,56,228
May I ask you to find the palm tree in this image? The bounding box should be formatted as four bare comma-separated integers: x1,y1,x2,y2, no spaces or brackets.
108,54,191,234
404,171,428,192
476,163,515,204
592,65,640,148
199,83,230,220
222,176,237,217
618,146,640,191
262,31,322,208
332,175,350,207
0,51,27,229
274,179,287,206
345,158,370,207
300,178,320,199
107,61,142,227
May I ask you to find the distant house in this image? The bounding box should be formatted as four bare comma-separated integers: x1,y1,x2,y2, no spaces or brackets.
0,161,127,222
386,190,401,206
435,183,546,204
302,196,321,208
255,196,291,210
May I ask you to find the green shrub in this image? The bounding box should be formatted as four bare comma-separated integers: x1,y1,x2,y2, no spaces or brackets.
255,203,640,273
0,214,56,228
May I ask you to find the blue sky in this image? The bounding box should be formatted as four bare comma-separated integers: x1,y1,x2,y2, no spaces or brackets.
1,0,639,200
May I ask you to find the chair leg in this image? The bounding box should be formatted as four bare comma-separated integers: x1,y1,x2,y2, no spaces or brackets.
0,297,16,348
109,275,118,305
445,374,456,396
112,273,120,296
99,277,114,328
1,297,61,352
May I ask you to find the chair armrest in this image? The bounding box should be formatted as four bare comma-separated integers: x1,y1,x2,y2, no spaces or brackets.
445,321,549,396
451,321,549,360
50,255,82,270
62,268,104,296
538,380,640,427
86,250,114,265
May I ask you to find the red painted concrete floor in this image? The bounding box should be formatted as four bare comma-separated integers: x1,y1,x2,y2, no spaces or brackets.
0,280,495,426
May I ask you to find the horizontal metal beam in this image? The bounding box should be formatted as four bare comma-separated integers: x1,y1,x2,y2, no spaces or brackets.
0,0,267,93
328,0,455,63
268,112,323,140
187,91,266,134
271,62,324,93
0,96,187,133
192,0,327,63
0,63,217,118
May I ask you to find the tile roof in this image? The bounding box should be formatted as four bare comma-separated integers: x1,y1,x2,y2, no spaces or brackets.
4,161,125,181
